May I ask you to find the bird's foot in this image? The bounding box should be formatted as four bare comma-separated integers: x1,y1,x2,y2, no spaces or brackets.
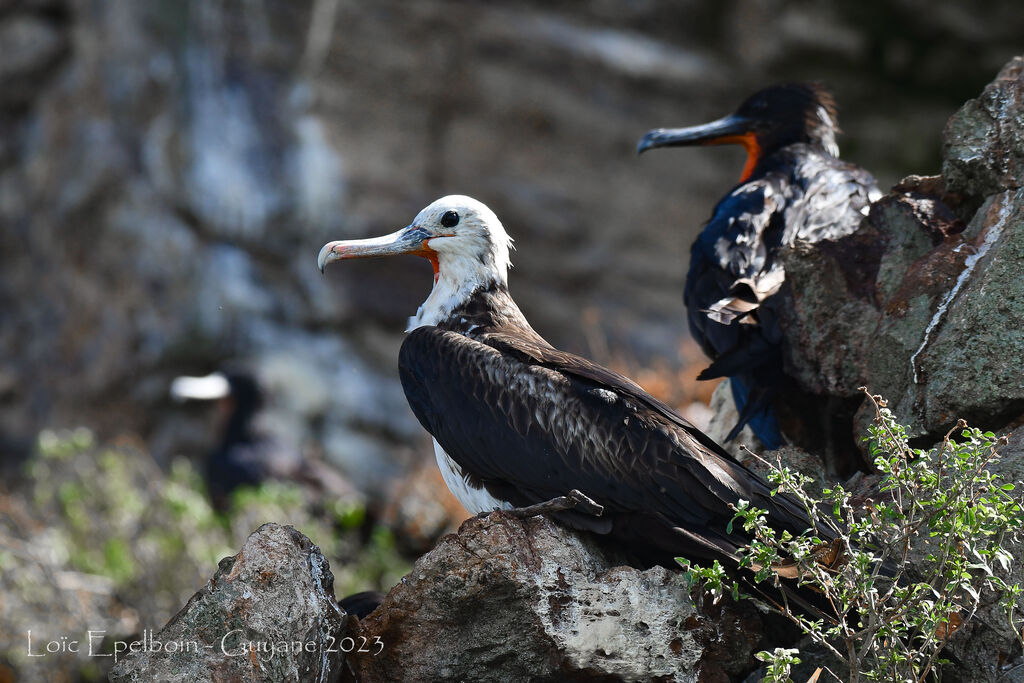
503,489,604,519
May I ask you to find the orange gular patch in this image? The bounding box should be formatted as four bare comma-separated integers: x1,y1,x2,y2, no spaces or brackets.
706,132,763,184
410,240,440,283
411,236,453,284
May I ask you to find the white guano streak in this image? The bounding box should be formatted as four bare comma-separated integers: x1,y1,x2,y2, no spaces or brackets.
910,191,1015,384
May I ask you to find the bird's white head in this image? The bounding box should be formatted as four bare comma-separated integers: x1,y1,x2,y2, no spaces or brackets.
318,195,514,330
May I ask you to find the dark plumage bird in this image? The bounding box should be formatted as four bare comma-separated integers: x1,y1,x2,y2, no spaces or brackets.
172,371,279,508
318,196,837,616
338,590,386,619
171,370,349,509
638,83,880,450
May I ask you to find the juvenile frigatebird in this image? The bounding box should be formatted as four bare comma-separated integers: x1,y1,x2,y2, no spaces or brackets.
171,370,280,508
318,196,837,615
638,83,881,452
171,369,352,509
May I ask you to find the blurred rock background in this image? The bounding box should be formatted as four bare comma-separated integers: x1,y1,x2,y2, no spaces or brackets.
3,0,1023,474
1,1,1022,680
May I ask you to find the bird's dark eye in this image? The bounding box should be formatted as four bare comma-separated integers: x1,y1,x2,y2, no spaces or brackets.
440,210,459,228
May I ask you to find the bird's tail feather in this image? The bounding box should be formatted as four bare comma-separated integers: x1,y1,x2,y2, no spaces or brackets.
726,377,782,449
695,334,776,381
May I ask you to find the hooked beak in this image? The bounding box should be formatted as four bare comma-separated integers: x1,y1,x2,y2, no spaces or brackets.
318,225,433,273
637,114,758,154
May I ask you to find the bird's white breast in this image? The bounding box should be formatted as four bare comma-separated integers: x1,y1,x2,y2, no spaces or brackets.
432,439,511,515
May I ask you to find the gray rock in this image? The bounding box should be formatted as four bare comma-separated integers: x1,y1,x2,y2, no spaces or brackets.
914,190,1024,431
779,179,967,413
108,524,347,683
0,12,67,108
943,56,1024,201
705,380,764,456
778,223,885,399
344,512,766,683
854,184,1024,437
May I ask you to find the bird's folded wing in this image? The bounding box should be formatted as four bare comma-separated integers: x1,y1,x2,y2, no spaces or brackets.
398,326,814,542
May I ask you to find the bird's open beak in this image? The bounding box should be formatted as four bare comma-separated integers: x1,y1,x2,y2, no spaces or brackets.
318,225,432,273
637,114,757,154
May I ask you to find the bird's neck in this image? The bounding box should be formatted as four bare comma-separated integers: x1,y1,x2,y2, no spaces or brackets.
811,129,839,158
753,123,840,178
407,270,534,339
438,283,536,337
221,408,257,447
406,255,512,332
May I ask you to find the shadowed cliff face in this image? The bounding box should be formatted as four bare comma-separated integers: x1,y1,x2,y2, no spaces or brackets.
1,0,1021,494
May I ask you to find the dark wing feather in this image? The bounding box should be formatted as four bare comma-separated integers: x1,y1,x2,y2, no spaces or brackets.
684,175,788,361
784,160,878,245
684,147,879,444
687,149,878,355
399,325,819,563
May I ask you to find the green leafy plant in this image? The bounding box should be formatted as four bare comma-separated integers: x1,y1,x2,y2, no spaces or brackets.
757,647,802,683
3,429,414,681
14,429,411,620
681,390,1024,682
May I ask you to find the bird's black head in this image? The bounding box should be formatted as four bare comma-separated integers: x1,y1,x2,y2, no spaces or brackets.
170,368,265,439
734,83,839,154
223,371,264,419
638,82,840,182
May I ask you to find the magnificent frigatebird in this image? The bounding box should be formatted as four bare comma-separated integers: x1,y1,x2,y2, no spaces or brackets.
638,83,881,452
318,196,836,615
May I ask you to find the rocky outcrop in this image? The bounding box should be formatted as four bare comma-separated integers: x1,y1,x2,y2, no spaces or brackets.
943,57,1024,201
109,524,348,683
344,512,767,683
774,56,1024,445
108,456,1024,683
108,487,1024,683
110,515,772,683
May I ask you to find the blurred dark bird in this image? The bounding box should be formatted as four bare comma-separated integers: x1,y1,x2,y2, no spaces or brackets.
171,371,276,508
338,590,386,619
638,83,881,450
318,196,838,617
171,369,351,509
